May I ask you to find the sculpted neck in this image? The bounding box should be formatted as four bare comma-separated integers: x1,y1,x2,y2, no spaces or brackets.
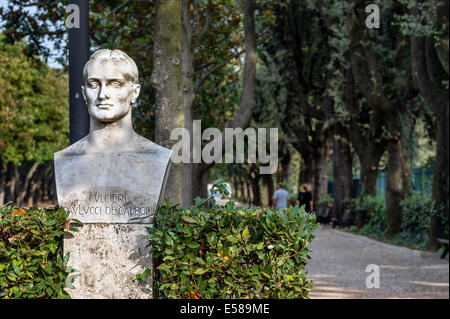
88,112,136,151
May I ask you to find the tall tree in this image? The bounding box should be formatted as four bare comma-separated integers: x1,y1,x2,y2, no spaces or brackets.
181,0,243,205
186,0,257,200
410,0,449,247
347,0,419,235
152,0,184,205
261,0,353,217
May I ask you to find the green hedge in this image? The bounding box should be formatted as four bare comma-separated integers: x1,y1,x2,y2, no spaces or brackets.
0,206,78,299
1,182,318,299
354,196,387,238
396,192,436,248
348,193,443,249
142,201,318,299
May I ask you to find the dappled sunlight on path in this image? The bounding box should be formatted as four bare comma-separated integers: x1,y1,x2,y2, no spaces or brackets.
306,225,449,299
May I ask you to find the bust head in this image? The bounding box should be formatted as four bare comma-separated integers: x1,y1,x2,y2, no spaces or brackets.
81,49,141,123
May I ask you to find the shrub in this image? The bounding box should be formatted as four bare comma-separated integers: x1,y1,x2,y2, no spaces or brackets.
351,193,438,249
357,196,387,238
396,192,434,248
431,199,449,238
318,194,333,209
142,200,319,299
400,192,433,234
0,206,78,298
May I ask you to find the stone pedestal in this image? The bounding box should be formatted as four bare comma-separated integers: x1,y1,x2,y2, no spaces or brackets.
55,147,171,299
64,224,152,299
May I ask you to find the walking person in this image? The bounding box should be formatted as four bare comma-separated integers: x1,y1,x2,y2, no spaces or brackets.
298,184,313,213
272,182,291,209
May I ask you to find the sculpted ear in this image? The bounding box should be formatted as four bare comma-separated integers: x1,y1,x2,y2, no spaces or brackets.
131,84,141,104
81,85,87,102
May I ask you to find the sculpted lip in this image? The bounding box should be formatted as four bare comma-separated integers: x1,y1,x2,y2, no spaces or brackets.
96,103,114,109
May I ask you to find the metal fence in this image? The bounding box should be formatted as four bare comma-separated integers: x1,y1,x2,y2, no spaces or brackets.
327,165,434,198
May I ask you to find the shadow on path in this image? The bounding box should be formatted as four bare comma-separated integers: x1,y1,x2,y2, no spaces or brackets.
306,225,449,299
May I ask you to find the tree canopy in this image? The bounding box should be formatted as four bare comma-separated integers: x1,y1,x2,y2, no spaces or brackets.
0,36,68,165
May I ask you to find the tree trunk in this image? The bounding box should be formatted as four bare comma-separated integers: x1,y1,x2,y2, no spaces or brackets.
181,0,195,206
46,163,57,205
279,146,291,185
32,166,44,207
248,176,260,206
385,137,411,237
152,0,184,205
358,149,384,197
248,180,254,204
6,172,14,204
192,164,209,200
232,177,238,201
18,161,39,207
344,65,385,198
353,148,384,228
300,151,315,188
430,112,449,244
250,179,260,206
42,164,53,203
237,179,243,201
0,161,6,206
262,174,274,207
27,178,38,208
332,123,353,219
243,181,249,203
313,139,330,211
248,165,261,206
13,165,21,206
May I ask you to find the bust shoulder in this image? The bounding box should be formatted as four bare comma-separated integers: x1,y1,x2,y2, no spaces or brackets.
54,133,172,160
132,134,173,159
54,136,90,159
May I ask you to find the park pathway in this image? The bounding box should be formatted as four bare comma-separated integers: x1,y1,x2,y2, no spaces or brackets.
306,225,449,298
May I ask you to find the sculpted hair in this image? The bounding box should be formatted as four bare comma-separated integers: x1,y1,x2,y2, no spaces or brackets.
83,49,139,84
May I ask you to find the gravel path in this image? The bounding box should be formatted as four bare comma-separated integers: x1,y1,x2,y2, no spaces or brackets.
306,225,449,299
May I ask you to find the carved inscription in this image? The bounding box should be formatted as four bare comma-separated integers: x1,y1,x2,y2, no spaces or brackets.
65,192,157,220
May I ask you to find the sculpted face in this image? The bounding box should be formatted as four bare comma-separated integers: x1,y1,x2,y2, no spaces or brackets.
82,59,140,123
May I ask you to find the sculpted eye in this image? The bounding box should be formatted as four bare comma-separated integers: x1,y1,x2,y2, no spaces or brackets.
110,81,123,88
88,81,99,89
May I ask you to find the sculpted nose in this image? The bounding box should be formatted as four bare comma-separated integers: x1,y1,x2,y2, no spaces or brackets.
98,85,109,100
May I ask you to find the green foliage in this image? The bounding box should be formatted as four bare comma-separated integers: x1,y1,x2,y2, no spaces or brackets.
354,196,387,238
0,1,67,65
400,192,434,234
0,206,78,299
350,193,441,249
0,37,69,165
399,191,448,246
318,194,333,209
395,0,446,38
141,201,318,299
210,178,231,198
432,203,449,239
346,195,380,213
395,192,434,248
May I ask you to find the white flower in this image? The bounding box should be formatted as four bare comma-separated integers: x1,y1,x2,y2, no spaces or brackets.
267,244,274,250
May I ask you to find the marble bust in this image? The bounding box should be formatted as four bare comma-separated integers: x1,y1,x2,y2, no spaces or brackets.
54,49,172,224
